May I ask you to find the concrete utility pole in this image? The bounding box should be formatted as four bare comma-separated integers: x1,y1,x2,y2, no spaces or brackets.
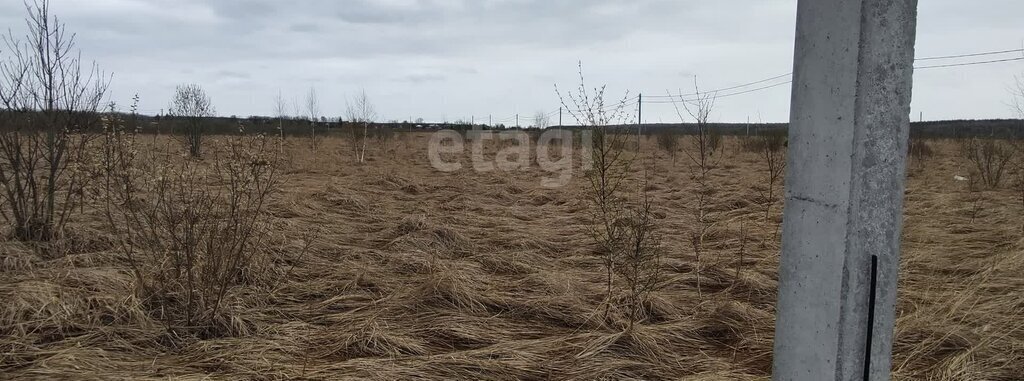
773,1,917,380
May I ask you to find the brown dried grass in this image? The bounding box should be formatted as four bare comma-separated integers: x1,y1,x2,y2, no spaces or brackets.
0,135,1020,380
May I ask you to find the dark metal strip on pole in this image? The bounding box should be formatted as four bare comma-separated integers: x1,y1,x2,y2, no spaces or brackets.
863,255,879,380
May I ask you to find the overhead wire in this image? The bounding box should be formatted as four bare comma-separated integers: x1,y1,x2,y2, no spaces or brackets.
915,48,1023,61
914,56,1024,69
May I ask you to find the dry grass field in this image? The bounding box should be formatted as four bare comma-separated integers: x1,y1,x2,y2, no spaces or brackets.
1,132,1022,380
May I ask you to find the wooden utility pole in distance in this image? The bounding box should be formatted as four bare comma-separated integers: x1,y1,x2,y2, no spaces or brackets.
637,94,643,147
773,0,918,380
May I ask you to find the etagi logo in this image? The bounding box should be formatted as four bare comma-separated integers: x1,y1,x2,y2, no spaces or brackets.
428,128,592,188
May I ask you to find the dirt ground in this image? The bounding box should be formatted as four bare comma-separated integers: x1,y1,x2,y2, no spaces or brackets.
1,132,1022,380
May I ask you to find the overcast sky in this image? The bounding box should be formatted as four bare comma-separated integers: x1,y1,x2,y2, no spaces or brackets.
1,0,1021,123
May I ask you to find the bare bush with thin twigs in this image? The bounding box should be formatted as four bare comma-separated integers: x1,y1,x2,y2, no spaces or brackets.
655,128,680,165
959,137,1015,188
374,123,395,154
618,181,663,332
0,0,108,242
1013,166,1024,209
758,129,786,222
1012,74,1024,119
101,116,279,336
168,84,214,158
908,136,934,172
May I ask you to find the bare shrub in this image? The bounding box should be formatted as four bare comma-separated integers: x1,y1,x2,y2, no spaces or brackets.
959,138,1015,188
375,124,395,153
738,135,760,153
1014,166,1024,209
733,222,747,282
619,186,663,331
966,175,984,224
707,128,722,157
0,0,108,241
908,135,934,171
168,84,214,158
654,128,679,165
346,89,376,164
101,119,279,336
758,129,786,222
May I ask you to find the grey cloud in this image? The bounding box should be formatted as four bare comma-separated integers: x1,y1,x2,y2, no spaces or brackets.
289,23,323,33
395,73,447,84
217,70,251,80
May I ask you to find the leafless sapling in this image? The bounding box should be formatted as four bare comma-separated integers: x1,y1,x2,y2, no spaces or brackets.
669,77,718,299
533,110,550,129
556,62,635,319
346,89,377,164
273,90,287,142
305,87,320,151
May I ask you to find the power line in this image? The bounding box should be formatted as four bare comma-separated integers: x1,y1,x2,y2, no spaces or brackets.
639,46,1024,103
914,56,1024,69
476,46,1024,125
563,100,639,115
646,80,793,104
706,80,793,100
645,72,793,99
915,48,1023,61
641,46,1024,101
